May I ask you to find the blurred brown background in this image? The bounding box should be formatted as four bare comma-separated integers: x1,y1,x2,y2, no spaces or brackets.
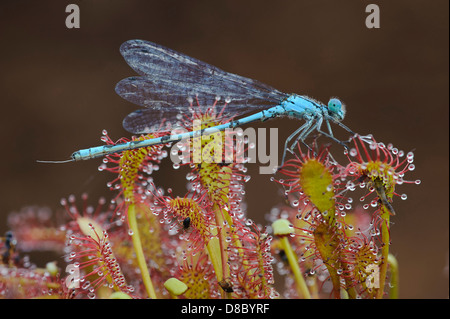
0,0,448,298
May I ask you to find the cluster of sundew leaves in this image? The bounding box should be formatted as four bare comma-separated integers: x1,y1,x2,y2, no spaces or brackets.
0,95,419,298
269,135,418,298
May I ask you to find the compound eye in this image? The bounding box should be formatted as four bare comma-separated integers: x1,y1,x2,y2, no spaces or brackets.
328,98,342,113
328,98,346,120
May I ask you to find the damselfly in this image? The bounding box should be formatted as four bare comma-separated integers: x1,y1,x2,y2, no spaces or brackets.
40,40,355,166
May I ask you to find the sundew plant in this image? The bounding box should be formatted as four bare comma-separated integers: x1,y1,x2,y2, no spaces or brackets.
0,119,418,299
0,42,419,299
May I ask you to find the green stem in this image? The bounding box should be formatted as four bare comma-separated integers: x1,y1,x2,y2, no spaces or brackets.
387,253,399,299
128,204,157,299
214,205,229,283
376,208,390,299
206,237,223,282
280,236,311,299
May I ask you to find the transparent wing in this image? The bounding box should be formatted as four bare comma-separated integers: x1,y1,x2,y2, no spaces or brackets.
122,103,270,134
116,39,289,133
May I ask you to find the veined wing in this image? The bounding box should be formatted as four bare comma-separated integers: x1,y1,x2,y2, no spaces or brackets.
122,103,270,134
115,40,288,133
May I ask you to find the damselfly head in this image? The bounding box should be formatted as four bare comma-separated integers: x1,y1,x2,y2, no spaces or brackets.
328,98,346,121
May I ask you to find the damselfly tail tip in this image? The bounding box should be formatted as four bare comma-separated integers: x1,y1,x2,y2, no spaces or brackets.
36,158,75,164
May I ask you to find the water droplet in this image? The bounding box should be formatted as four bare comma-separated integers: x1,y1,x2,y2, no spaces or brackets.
128,230,134,236
346,181,355,191
82,281,91,290
401,194,408,200
415,179,421,185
